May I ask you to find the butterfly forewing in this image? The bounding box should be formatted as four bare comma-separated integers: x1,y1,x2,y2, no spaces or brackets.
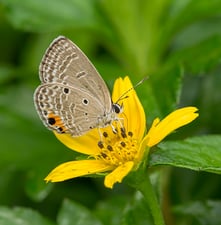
39,36,112,112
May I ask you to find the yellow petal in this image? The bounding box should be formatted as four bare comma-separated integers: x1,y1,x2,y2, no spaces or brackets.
112,76,146,141
45,160,114,182
104,161,134,188
54,128,101,155
146,107,199,147
136,134,150,162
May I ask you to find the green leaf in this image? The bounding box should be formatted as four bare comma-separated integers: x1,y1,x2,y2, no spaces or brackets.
94,195,128,225
0,206,54,225
57,199,103,225
143,1,221,76
0,65,16,84
99,0,176,77
163,1,221,76
24,169,53,202
165,0,221,38
141,64,183,123
167,35,221,74
174,200,221,225
99,0,150,76
1,0,98,32
122,192,153,225
149,135,221,174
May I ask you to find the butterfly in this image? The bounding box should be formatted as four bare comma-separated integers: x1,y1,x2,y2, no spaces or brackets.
34,36,122,136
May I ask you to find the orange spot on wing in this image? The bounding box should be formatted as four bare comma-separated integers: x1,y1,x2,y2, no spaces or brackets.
48,112,68,132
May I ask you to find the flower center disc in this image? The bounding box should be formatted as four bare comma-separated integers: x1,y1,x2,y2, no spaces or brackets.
97,128,138,166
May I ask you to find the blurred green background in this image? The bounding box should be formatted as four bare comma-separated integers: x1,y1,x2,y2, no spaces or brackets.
0,0,221,224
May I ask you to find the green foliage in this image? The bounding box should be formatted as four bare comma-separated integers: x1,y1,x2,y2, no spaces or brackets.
0,206,54,225
149,135,221,174
122,192,153,225
174,200,221,225
1,0,98,32
57,199,102,225
0,0,221,224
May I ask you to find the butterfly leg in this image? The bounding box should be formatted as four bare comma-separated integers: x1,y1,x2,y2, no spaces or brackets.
97,128,104,141
110,124,118,134
110,117,126,137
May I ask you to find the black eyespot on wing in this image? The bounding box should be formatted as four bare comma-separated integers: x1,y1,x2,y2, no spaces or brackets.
63,88,69,94
82,98,89,105
58,127,63,131
58,127,65,133
48,117,56,125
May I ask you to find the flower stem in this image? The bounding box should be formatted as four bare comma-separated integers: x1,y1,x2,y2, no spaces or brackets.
128,170,165,225
138,174,165,225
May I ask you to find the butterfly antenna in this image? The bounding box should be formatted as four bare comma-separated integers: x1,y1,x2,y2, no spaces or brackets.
116,76,148,103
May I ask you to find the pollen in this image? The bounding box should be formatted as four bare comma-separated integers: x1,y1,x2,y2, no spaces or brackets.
97,130,138,166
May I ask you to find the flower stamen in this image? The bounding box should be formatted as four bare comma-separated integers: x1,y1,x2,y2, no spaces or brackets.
121,127,127,138
98,141,104,149
128,131,133,137
121,141,126,147
96,129,138,166
107,145,113,151
103,132,108,138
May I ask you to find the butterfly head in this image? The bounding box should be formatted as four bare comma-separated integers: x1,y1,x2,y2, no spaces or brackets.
112,103,123,114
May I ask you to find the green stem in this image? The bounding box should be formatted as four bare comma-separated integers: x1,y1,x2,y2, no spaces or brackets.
138,174,165,225
128,171,165,225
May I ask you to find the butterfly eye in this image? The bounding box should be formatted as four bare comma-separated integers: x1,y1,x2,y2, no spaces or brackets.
112,103,122,114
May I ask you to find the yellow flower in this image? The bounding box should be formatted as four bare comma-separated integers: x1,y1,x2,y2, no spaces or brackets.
45,76,199,188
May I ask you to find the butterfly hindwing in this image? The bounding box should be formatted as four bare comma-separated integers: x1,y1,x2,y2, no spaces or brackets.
34,83,106,136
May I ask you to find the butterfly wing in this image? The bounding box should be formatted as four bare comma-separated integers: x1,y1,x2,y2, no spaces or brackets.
34,83,106,136
39,36,112,113
34,36,114,135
